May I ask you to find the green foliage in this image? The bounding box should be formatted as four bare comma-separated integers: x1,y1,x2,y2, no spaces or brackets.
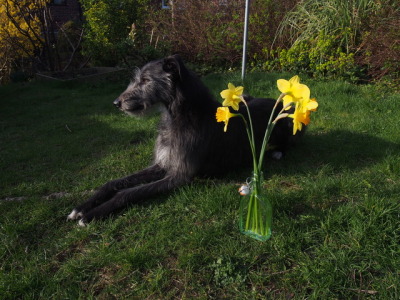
259,32,361,81
275,0,380,50
151,1,245,69
357,1,400,85
80,0,150,66
211,257,247,286
249,0,398,83
0,0,45,83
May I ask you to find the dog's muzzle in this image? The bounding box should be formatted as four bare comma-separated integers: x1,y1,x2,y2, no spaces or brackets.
113,98,121,108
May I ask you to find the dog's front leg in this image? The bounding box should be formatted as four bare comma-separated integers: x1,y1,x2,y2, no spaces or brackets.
67,164,166,221
76,175,190,225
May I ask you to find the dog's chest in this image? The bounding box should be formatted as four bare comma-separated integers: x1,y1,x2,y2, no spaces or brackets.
153,125,198,175
154,142,173,165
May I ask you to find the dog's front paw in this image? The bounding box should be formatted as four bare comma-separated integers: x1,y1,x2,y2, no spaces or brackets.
67,209,83,221
67,209,89,227
78,218,87,227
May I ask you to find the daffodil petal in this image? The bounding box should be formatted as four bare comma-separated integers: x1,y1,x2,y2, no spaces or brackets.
277,79,290,93
235,86,244,95
282,95,295,109
231,102,239,111
221,98,231,107
289,75,300,85
307,98,318,111
293,84,310,100
224,121,229,132
220,89,230,99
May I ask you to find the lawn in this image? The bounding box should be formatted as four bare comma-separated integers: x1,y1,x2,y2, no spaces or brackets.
0,73,399,299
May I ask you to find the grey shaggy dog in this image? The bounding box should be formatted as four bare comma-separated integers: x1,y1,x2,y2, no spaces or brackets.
67,55,302,226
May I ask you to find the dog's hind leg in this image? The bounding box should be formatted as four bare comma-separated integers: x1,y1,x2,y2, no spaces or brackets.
67,164,166,221
76,175,189,225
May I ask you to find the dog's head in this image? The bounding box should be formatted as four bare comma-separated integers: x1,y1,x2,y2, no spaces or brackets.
114,55,184,116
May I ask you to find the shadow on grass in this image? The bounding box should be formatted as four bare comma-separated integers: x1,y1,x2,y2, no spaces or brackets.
269,129,400,176
0,81,157,199
130,129,399,220
261,129,400,221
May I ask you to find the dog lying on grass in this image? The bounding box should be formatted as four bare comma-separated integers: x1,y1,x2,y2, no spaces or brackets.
67,55,302,226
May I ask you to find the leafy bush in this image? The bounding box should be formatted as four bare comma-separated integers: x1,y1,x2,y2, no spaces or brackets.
149,0,244,69
0,0,44,83
357,2,400,85
77,0,397,85
258,32,361,81
80,0,151,67
146,0,299,70
252,0,399,83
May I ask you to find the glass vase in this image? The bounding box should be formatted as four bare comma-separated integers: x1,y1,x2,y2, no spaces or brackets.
239,172,272,241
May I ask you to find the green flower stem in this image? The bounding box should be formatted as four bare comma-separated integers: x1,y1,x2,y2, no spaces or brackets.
257,93,286,171
242,100,258,172
246,192,256,231
238,112,258,173
245,171,263,233
239,94,286,239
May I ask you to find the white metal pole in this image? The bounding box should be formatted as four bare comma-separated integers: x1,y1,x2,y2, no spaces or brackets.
241,0,250,80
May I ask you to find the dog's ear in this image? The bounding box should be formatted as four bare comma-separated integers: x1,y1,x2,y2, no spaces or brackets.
163,55,182,79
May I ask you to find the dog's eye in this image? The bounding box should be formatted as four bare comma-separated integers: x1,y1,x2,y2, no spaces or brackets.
140,78,149,85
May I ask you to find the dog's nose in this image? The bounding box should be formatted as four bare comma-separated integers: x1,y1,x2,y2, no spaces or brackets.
113,98,121,108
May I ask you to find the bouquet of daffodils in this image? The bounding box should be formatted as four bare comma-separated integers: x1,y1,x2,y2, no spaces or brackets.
216,76,318,241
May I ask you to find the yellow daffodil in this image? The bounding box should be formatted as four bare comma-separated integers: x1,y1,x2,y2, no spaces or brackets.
288,96,318,135
277,76,310,109
220,83,244,111
216,107,236,132
289,100,314,134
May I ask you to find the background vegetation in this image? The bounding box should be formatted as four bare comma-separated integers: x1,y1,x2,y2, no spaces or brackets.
0,0,85,83
1,73,399,298
0,0,45,82
1,0,398,85
79,0,150,67
148,0,399,84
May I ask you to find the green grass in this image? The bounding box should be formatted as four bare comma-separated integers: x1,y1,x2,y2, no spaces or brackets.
1,74,399,299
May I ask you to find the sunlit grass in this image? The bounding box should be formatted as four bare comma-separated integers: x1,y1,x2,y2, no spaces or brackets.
0,75,399,298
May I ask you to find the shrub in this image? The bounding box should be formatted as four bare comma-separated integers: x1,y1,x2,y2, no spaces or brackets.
357,1,400,84
255,0,398,82
147,0,299,71
259,32,361,81
80,0,150,67
0,0,44,83
149,0,243,69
